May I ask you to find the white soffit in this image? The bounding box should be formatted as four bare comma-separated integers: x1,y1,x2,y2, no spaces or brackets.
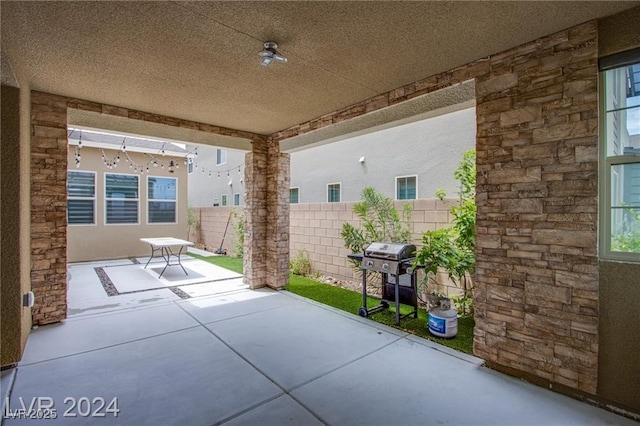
280,80,476,153
67,108,252,152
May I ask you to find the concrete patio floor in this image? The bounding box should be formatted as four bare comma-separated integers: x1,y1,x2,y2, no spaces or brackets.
2,258,637,425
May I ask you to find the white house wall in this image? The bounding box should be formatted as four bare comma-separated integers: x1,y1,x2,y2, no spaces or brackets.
188,107,476,206
187,147,247,208
290,107,476,202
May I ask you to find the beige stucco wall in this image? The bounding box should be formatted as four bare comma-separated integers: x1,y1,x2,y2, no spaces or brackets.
19,86,32,359
66,146,189,262
1,85,23,366
0,84,32,367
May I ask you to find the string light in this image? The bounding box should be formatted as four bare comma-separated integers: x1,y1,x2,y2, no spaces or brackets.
70,131,240,179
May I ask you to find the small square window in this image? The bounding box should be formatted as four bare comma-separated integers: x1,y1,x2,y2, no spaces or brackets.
216,149,227,166
290,188,299,204
327,183,341,203
396,176,417,200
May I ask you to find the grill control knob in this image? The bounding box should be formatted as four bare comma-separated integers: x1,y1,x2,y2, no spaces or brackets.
382,263,389,271
366,260,374,268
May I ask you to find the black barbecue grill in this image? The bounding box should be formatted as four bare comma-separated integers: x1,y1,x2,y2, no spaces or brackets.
349,242,420,324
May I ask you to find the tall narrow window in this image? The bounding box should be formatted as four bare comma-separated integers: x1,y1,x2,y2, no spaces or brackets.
148,176,177,224
105,173,139,224
67,171,95,225
327,183,341,203
221,194,228,206
216,149,227,165
290,187,300,204
187,158,194,174
601,60,640,260
233,193,241,206
396,176,417,200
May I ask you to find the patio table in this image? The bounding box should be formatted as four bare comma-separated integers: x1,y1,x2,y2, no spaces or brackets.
140,237,194,278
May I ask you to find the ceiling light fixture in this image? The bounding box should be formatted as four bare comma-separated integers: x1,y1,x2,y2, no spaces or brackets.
259,41,287,67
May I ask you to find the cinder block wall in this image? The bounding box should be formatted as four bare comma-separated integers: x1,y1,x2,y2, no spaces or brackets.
289,199,455,282
196,197,459,291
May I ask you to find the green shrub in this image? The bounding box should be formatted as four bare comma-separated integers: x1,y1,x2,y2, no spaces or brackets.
290,249,313,277
414,150,476,308
341,187,412,265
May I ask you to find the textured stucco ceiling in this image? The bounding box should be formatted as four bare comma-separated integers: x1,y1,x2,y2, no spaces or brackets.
1,1,638,135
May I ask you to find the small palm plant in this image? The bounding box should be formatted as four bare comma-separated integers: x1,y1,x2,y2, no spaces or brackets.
341,187,412,266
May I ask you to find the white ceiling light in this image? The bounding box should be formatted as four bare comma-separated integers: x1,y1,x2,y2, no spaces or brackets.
259,41,287,67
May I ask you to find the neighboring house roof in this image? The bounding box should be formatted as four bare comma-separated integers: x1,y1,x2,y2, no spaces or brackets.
67,127,190,157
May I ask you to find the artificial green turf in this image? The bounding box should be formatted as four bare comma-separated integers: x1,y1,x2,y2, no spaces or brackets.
190,254,474,355
189,253,244,274
286,274,475,355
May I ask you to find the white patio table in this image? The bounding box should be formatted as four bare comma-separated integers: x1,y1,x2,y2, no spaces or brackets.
140,237,194,278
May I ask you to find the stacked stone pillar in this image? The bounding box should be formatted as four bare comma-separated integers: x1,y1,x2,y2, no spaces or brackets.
30,92,69,324
244,137,290,289
473,22,600,394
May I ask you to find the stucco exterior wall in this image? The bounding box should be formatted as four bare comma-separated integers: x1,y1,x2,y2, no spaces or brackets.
187,147,247,208
66,147,189,262
290,107,476,203
188,108,475,207
1,85,25,366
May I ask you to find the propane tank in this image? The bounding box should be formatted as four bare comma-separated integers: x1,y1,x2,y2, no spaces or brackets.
428,299,458,338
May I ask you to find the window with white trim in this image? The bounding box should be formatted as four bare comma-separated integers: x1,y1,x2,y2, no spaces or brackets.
221,194,228,206
233,193,241,206
327,183,341,203
148,176,177,224
187,158,194,174
290,187,299,204
67,171,95,225
601,60,640,260
396,175,417,200
105,173,139,224
216,149,227,165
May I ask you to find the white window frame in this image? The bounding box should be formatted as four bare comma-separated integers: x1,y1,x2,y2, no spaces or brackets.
221,194,228,206
187,157,194,174
290,187,300,204
216,149,227,166
147,176,178,225
327,182,341,203
67,170,96,226
599,61,640,262
395,175,418,200
104,172,139,225
233,192,241,206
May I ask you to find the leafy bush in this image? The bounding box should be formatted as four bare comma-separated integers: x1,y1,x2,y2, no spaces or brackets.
290,249,313,277
341,187,412,262
612,207,640,253
414,150,476,313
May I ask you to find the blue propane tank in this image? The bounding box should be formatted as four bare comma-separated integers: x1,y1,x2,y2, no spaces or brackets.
428,300,458,338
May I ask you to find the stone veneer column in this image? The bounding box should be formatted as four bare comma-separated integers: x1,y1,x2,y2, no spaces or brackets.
30,92,69,324
473,22,600,394
243,138,268,287
243,137,290,289
266,138,290,288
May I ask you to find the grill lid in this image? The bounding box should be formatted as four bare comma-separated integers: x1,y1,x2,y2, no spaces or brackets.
364,242,416,260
